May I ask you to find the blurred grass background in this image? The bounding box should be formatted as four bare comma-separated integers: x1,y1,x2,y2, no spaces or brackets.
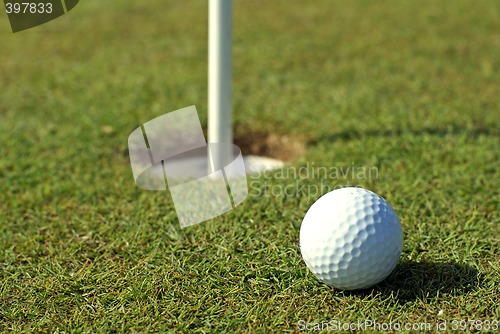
0,0,498,332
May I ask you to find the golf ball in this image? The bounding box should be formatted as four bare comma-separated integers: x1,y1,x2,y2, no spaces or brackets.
300,187,403,290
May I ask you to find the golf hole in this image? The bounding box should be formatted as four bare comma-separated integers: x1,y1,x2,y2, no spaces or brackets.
232,124,306,162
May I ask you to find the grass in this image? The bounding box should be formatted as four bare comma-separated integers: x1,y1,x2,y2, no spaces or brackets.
0,0,499,332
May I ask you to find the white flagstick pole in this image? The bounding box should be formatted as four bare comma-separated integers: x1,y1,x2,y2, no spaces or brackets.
208,0,232,173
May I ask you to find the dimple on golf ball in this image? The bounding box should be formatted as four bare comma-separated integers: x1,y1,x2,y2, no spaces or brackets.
300,187,403,290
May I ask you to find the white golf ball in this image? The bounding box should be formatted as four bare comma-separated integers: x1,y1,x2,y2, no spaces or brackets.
300,187,403,290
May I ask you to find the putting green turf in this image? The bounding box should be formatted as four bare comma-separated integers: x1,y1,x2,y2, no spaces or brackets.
0,0,498,332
